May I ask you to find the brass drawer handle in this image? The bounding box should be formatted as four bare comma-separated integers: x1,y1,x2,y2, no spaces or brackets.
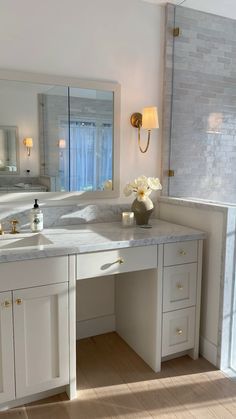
16,298,23,305
2,300,11,308
177,283,184,290
176,328,183,336
101,257,125,271
179,249,186,256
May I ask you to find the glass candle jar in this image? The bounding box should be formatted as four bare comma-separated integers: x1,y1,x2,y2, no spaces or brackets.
122,211,134,227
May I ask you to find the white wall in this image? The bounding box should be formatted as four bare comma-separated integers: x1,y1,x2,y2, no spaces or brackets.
0,0,165,192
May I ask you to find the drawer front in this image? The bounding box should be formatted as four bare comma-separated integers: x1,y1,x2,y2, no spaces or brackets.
162,307,195,357
0,256,68,292
76,245,157,280
163,263,197,312
164,240,198,266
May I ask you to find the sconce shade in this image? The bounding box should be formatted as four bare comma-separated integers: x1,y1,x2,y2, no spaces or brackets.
58,139,66,149
142,107,159,130
24,137,33,148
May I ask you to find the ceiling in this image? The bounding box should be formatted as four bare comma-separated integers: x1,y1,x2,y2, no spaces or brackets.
141,0,236,20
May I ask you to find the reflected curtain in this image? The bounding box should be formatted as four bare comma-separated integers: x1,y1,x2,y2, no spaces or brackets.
60,120,112,191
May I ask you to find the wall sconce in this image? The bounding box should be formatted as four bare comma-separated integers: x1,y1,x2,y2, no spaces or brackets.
130,106,159,153
23,137,33,156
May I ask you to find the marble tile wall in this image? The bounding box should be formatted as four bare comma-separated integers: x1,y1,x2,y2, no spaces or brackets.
0,203,130,231
163,4,236,202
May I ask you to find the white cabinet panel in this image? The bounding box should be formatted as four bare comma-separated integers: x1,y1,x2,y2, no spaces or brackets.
13,283,69,398
164,241,198,266
77,246,157,280
0,291,15,404
0,256,68,292
163,263,197,312
162,307,196,356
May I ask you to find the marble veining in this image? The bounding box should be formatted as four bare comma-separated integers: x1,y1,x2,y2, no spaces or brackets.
0,203,131,230
0,219,205,263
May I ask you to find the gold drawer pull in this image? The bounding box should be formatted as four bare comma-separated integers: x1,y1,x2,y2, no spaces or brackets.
2,300,11,308
176,328,183,336
179,249,186,256
177,283,184,290
16,298,23,305
101,257,124,271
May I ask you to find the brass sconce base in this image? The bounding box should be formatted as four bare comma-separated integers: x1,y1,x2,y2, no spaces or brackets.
130,112,142,128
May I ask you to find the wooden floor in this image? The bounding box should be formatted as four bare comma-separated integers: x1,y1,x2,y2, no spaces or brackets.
2,332,236,418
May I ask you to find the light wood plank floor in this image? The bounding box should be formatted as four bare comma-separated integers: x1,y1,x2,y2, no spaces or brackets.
2,332,236,418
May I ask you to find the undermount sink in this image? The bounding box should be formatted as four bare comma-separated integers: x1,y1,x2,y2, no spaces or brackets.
0,233,53,249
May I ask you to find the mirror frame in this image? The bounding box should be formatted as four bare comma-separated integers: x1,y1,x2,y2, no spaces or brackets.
0,69,121,199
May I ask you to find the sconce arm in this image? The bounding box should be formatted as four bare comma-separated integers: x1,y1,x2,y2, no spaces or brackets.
138,128,151,153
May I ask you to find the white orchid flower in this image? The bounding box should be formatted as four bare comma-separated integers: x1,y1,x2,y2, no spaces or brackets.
147,177,162,191
136,186,151,202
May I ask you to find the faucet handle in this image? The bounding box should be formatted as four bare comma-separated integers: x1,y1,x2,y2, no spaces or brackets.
10,219,20,234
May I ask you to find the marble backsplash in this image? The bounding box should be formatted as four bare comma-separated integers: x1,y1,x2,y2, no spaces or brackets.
0,203,131,231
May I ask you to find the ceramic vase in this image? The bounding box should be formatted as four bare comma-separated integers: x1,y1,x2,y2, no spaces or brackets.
131,197,154,225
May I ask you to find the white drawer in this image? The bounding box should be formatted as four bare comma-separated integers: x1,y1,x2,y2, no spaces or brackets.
164,240,198,266
162,307,195,357
76,245,157,280
0,256,68,292
163,263,197,312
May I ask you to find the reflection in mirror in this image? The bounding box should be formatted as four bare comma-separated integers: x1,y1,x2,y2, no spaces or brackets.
0,126,19,174
39,87,114,192
0,72,120,196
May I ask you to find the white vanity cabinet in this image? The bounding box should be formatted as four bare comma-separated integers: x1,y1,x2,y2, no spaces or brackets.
0,219,205,409
0,256,69,405
0,291,15,404
162,240,202,359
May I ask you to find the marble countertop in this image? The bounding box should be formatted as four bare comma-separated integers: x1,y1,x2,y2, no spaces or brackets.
0,219,206,263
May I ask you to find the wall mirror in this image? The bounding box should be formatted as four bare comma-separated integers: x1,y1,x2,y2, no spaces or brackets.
0,70,120,197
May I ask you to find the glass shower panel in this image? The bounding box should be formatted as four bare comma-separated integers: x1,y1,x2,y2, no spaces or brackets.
169,5,236,202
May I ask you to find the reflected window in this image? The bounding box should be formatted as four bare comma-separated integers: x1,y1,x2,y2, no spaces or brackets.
59,119,112,191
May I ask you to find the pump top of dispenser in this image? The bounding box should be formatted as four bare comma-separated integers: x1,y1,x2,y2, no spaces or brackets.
33,199,39,209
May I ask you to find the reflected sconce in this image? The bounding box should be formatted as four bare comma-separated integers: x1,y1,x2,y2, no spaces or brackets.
58,139,66,149
130,106,159,153
23,137,33,156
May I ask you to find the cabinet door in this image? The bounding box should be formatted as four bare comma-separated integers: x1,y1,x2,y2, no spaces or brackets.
13,283,69,398
0,291,15,404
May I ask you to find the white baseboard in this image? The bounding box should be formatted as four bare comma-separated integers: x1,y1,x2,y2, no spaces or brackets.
200,336,217,366
76,314,116,339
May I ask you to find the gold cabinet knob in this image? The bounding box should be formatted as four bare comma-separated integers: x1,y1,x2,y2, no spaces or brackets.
16,298,23,305
176,328,183,336
117,257,124,265
179,249,186,256
2,300,11,308
177,283,184,290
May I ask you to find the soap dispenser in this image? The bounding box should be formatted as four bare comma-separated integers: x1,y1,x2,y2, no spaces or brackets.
30,199,43,232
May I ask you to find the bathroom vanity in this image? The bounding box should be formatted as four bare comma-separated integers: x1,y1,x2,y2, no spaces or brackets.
0,219,205,409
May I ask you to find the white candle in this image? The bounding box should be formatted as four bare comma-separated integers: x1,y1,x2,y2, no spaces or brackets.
122,211,134,227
